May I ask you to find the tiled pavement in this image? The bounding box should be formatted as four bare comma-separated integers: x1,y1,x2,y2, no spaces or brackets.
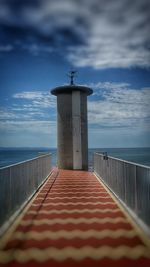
0,168,150,267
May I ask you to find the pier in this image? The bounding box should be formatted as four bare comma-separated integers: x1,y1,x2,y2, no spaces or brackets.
0,154,150,267
0,79,150,266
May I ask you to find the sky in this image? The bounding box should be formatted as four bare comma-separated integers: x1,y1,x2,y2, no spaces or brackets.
0,0,150,148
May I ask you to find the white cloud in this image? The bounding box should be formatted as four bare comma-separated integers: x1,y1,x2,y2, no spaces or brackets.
0,109,39,122
0,88,57,146
22,0,90,38
88,83,150,129
0,110,16,120
0,0,150,68
0,82,149,147
13,91,56,109
0,90,57,136
1,85,150,134
0,120,56,135
90,82,130,92
13,91,46,100
68,0,150,69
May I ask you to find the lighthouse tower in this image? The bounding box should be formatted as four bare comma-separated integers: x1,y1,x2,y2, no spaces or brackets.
51,72,93,170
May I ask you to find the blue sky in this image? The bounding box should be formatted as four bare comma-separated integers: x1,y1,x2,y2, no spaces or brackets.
0,0,150,148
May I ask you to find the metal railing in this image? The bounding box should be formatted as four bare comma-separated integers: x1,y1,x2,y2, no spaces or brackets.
0,153,52,229
94,153,150,228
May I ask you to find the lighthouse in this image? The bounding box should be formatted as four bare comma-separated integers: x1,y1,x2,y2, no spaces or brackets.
51,72,93,170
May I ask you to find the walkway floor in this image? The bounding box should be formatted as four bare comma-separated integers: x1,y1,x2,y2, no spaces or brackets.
0,169,150,267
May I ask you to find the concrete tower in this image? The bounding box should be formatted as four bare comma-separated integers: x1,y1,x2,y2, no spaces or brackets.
51,72,93,170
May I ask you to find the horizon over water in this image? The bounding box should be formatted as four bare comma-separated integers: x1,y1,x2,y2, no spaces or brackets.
0,147,150,168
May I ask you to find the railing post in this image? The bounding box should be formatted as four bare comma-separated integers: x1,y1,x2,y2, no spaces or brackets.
134,165,138,215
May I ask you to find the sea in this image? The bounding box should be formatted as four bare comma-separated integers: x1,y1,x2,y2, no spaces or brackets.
0,147,150,168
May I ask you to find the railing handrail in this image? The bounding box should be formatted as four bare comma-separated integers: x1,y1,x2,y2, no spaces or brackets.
94,152,150,232
0,153,52,170
0,153,52,235
95,152,150,170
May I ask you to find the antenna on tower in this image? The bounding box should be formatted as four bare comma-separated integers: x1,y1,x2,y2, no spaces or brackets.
67,70,77,85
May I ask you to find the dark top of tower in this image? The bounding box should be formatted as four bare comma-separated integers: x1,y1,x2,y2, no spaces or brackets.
51,85,93,96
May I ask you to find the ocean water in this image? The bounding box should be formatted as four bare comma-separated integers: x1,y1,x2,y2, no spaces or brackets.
0,147,150,168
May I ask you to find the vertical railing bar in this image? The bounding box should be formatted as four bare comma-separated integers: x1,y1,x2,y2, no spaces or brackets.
134,165,138,214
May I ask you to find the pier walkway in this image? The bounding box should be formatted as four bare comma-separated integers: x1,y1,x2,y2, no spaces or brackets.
0,168,150,267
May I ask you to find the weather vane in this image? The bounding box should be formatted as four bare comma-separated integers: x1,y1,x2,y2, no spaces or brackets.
67,70,77,85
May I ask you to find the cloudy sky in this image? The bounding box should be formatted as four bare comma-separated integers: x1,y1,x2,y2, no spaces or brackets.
0,0,150,148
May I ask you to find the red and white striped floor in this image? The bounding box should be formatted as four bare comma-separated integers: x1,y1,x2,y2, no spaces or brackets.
0,168,150,267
